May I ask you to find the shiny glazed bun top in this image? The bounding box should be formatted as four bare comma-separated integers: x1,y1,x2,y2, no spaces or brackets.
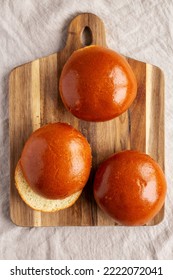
94,150,167,226
20,123,92,199
59,45,137,121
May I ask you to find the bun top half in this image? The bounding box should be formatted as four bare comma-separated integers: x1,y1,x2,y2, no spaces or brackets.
20,123,92,199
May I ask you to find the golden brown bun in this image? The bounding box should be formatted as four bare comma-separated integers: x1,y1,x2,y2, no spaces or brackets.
19,122,92,200
59,45,137,122
94,150,167,226
15,162,82,212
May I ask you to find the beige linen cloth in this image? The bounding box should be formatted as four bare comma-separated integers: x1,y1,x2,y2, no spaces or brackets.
0,0,173,259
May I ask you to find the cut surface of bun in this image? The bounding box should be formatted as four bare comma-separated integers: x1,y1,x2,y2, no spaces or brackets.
59,45,137,122
15,162,82,212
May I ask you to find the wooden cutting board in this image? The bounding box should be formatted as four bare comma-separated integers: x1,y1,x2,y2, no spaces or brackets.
9,13,165,227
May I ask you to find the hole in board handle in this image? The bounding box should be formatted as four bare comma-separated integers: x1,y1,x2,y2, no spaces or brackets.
81,26,93,46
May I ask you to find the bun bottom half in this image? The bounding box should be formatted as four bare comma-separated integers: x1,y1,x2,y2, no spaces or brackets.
15,162,82,212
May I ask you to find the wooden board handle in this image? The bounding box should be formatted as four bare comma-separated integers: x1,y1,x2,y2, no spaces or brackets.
66,13,107,50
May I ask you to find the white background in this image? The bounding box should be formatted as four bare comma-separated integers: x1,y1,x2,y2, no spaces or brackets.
0,0,173,259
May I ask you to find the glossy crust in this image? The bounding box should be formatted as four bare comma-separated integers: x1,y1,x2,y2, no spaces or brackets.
94,150,167,226
59,45,137,121
20,123,92,199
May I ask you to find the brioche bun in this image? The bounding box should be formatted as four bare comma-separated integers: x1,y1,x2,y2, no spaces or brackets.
94,150,167,226
59,45,137,122
15,122,92,211
15,162,82,212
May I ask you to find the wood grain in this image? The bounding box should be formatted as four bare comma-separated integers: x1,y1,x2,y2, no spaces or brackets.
9,13,165,227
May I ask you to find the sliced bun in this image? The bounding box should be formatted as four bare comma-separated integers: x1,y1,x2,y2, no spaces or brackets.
20,122,92,200
15,162,82,212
